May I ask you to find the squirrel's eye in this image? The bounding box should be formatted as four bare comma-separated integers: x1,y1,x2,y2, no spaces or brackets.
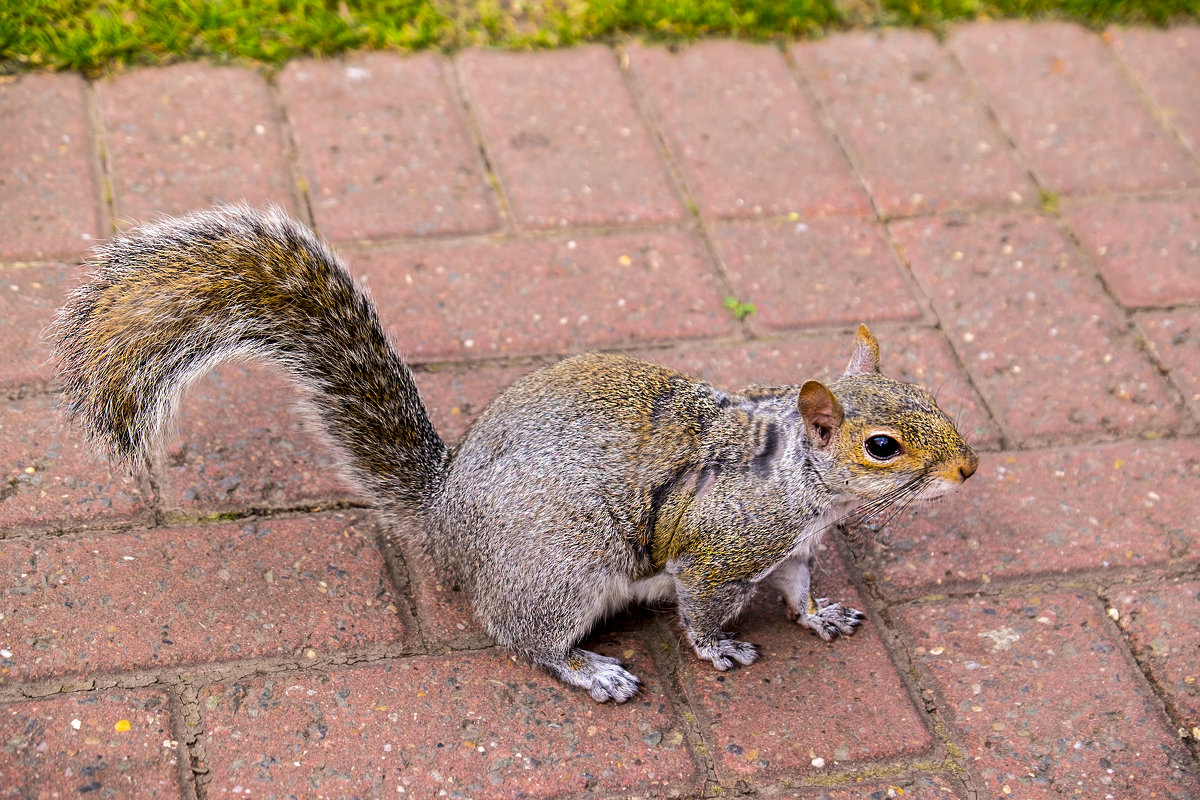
865,435,901,460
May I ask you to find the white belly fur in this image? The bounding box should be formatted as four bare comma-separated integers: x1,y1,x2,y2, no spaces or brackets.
595,573,678,618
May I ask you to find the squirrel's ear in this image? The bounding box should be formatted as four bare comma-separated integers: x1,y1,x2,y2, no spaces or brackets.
799,380,844,449
844,323,881,376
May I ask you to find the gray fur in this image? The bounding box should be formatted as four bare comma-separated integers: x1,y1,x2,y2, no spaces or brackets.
53,206,978,702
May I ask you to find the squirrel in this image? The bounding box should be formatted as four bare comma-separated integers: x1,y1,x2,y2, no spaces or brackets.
53,205,979,703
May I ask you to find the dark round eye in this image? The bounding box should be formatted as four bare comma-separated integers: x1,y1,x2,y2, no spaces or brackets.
865,435,901,460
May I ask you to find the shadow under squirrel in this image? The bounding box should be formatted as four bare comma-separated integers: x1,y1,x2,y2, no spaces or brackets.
53,205,979,702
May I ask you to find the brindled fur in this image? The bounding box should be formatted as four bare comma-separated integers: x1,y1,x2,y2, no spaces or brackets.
53,205,448,520
53,205,978,703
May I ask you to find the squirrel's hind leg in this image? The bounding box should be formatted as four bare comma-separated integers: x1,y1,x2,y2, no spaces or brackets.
472,567,643,702
532,649,642,703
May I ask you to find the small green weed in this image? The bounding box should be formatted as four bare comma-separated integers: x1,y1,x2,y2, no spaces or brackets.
723,296,757,320
1038,189,1060,215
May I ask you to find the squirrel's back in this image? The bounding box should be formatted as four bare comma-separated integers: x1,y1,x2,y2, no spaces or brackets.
54,205,447,513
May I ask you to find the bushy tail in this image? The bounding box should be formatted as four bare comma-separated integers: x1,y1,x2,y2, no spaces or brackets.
53,205,448,511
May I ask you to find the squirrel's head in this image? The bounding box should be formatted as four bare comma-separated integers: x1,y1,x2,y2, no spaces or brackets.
798,325,978,513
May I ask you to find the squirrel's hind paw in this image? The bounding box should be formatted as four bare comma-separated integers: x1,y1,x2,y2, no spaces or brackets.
791,598,866,641
539,648,642,703
694,638,759,672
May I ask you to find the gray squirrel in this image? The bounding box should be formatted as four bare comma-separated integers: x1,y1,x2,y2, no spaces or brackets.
54,206,978,702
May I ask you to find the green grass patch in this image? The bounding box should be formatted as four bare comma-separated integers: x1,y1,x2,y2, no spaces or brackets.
882,0,1200,27
2,0,447,72
2,0,1198,74
1,0,842,73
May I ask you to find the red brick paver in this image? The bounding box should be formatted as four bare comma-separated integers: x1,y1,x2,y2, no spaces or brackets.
281,52,498,242
5,25,1200,800
155,362,529,518
0,690,183,799
0,73,103,262
715,217,922,334
156,364,349,518
1064,198,1200,308
0,263,76,397
352,231,732,360
1137,308,1200,416
0,394,151,533
794,29,1034,217
862,439,1199,598
1111,26,1200,154
628,40,871,220
99,63,299,222
900,593,1200,799
682,549,931,783
0,515,406,683
1112,581,1200,735
458,46,684,229
200,638,701,799
950,21,1199,195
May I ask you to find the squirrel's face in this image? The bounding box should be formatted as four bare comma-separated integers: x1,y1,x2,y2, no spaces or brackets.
796,324,978,516
827,373,978,507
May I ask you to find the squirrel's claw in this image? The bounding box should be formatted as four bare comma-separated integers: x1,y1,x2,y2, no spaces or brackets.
695,638,760,671
539,648,642,703
792,598,866,641
587,667,642,703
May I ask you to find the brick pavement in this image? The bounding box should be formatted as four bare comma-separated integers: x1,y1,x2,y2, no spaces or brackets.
2,22,1199,800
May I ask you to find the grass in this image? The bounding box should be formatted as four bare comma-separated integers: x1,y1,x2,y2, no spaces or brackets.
883,0,1200,27
2,0,1198,74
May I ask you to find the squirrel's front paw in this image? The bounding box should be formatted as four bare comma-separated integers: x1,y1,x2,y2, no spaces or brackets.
790,598,866,641
694,638,759,671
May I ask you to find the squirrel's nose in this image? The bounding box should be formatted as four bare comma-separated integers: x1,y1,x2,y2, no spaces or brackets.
958,452,979,481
